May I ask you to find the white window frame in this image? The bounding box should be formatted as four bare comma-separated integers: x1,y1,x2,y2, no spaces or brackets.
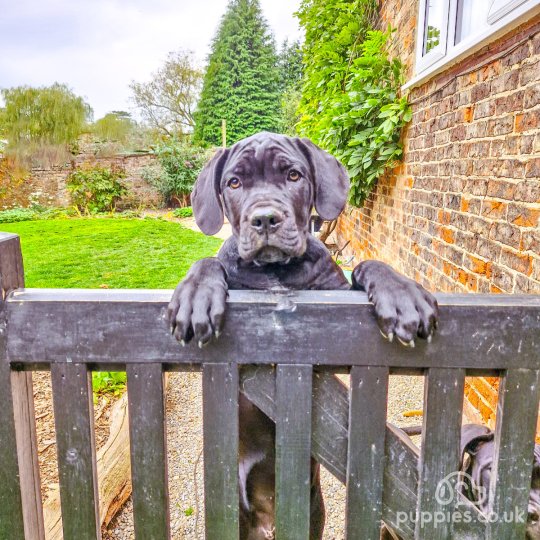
405,0,540,90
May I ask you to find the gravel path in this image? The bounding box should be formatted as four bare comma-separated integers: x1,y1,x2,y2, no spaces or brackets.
104,372,425,539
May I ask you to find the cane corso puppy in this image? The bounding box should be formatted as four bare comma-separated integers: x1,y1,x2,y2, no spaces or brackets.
382,424,540,539
460,424,540,539
168,132,439,539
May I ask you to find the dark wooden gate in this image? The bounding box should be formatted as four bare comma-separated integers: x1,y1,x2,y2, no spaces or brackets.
1,232,540,540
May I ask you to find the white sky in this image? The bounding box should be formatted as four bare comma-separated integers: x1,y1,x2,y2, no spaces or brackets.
0,0,303,119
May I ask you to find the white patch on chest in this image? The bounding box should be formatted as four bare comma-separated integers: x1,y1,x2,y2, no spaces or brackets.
239,450,266,511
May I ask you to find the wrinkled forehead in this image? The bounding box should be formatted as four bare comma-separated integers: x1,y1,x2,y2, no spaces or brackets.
223,137,308,179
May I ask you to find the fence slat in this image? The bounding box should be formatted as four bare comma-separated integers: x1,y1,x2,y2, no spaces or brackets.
491,369,540,539
346,366,389,540
202,363,239,540
51,362,99,540
415,368,465,540
127,363,170,539
276,364,313,540
0,340,25,540
0,233,44,540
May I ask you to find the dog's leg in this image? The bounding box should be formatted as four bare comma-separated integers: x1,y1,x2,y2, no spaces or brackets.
167,257,228,347
351,260,438,347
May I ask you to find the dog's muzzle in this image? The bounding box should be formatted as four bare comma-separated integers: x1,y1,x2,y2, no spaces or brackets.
238,204,306,264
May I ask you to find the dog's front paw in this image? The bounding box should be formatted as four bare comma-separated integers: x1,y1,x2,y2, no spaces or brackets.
167,258,228,348
352,261,438,347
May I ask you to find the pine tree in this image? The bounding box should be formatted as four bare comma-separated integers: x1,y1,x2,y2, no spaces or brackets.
278,39,303,93
194,0,281,146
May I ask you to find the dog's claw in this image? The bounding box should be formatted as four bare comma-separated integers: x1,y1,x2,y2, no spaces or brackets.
379,330,395,343
398,337,415,348
215,330,221,338
427,334,432,344
180,339,186,347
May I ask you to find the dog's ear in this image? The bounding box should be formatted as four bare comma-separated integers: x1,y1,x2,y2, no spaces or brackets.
191,148,229,235
297,138,350,220
461,424,494,460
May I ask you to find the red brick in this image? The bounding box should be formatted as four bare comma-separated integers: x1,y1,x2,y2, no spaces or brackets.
521,230,539,252
521,60,540,85
524,83,540,109
525,158,540,179
487,116,514,136
486,180,516,200
462,106,474,122
500,249,533,275
508,205,540,227
495,91,524,115
467,255,490,275
502,42,530,67
474,100,496,119
491,71,519,94
481,200,508,219
489,221,521,250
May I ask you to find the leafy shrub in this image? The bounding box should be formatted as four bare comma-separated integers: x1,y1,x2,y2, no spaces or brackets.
0,207,38,223
143,142,212,206
319,31,411,205
67,166,127,213
0,206,75,223
173,206,193,218
296,0,411,205
92,372,126,398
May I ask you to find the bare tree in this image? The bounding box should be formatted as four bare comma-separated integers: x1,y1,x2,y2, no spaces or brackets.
130,50,202,136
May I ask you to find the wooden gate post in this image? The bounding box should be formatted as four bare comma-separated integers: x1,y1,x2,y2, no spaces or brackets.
0,233,44,539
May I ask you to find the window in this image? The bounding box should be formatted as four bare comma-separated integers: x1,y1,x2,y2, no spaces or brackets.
413,0,540,81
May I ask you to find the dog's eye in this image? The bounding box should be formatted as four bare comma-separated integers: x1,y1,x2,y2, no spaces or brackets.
288,169,301,181
228,177,242,189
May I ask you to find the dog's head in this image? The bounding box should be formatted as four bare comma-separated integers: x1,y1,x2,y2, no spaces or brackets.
461,424,540,539
191,132,349,264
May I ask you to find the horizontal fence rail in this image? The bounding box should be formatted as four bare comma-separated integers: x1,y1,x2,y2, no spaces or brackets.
5,288,540,369
1,233,540,540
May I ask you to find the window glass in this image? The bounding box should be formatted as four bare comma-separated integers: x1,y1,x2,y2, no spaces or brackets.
455,0,492,43
423,0,446,54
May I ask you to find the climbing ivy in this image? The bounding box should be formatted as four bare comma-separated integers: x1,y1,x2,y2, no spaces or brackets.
296,1,411,205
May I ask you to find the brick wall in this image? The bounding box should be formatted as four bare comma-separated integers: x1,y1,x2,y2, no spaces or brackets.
1,151,161,210
336,11,540,294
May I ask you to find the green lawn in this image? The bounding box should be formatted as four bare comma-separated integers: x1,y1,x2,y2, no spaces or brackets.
0,218,222,288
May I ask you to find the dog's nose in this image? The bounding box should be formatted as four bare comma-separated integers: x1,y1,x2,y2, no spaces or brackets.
250,209,283,233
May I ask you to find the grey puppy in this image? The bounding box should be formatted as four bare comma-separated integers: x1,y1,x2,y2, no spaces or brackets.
382,424,540,539
168,132,439,539
460,424,540,540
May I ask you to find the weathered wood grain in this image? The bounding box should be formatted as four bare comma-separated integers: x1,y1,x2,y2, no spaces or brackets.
0,233,43,540
346,366,388,540
203,363,239,540
44,390,132,539
51,362,99,540
128,363,170,539
240,366,489,540
490,369,540,540
276,364,312,540
6,290,540,370
415,368,465,540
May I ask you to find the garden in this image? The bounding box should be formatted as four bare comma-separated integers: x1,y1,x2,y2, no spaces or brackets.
0,0,427,537
5,0,536,537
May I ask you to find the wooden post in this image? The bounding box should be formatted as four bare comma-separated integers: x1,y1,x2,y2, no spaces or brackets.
0,233,44,539
221,119,227,148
